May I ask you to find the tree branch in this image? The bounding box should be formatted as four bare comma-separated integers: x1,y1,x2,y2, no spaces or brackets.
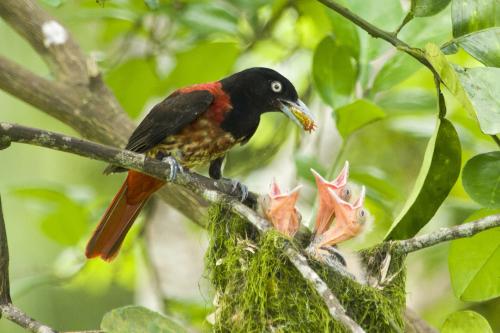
0,0,88,83
0,122,363,332
0,0,236,227
0,195,58,333
394,214,500,254
0,56,77,125
0,304,58,333
316,0,434,72
0,196,11,305
285,248,365,333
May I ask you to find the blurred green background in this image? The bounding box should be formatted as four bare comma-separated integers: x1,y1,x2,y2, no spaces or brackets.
0,0,498,332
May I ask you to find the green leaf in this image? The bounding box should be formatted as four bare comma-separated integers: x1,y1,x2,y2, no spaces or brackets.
325,9,361,61
376,89,436,112
350,170,400,201
13,188,89,245
105,59,161,118
441,311,493,333
164,42,240,89
411,0,451,17
424,43,500,135
455,66,500,135
462,152,500,208
385,118,461,240
449,209,500,301
101,306,189,333
424,44,474,115
442,28,500,67
349,0,404,62
180,3,239,35
372,53,421,92
295,154,327,184
144,0,159,10
312,35,357,108
451,0,498,37
334,99,386,138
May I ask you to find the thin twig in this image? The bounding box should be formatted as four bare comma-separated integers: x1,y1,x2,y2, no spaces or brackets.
0,122,255,204
316,0,436,74
0,196,59,333
394,214,500,253
0,196,11,305
393,11,414,36
0,304,58,333
0,0,235,226
0,122,362,331
491,135,500,148
0,0,88,82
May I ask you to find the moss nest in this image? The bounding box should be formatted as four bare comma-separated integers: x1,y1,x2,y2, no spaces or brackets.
206,204,407,332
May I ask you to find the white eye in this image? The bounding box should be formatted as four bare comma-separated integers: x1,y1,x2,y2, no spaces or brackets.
271,81,282,93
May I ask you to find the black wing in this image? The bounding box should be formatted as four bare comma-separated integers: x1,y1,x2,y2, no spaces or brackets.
104,90,214,174
126,90,214,153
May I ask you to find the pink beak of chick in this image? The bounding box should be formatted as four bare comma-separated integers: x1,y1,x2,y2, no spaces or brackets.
314,186,366,248
261,180,302,237
311,161,350,237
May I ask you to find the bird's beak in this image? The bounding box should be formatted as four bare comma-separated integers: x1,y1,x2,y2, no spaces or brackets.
279,99,316,132
264,181,302,238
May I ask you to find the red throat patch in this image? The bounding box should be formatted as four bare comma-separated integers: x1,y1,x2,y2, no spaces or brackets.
178,82,231,124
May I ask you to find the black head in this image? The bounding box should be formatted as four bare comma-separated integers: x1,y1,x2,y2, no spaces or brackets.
220,67,315,140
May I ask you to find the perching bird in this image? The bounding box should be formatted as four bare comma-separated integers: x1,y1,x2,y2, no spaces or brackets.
86,67,315,261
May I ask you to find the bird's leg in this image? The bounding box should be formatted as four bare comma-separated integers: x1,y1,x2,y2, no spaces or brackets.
209,156,225,180
162,156,183,181
209,156,248,201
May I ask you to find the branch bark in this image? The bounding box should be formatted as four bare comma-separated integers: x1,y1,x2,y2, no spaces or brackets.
394,214,500,254
0,0,231,226
0,0,87,83
0,122,363,332
285,248,365,333
0,196,11,305
6,122,493,331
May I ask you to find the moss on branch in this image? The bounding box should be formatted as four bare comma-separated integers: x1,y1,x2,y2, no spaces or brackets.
206,204,406,332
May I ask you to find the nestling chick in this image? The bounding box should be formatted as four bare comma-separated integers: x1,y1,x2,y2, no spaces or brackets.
257,180,302,237
310,161,351,238
307,164,369,268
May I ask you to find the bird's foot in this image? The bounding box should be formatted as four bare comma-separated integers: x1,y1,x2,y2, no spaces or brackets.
305,243,347,267
162,156,183,181
216,178,249,201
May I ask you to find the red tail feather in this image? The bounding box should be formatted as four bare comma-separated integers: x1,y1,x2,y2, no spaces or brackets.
86,171,165,261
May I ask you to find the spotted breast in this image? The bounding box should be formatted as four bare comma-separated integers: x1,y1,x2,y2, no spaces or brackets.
147,113,240,169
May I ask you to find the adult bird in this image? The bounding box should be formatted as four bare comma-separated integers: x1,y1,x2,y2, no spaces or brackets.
85,67,315,261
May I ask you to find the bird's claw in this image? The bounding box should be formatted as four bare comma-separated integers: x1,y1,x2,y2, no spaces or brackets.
216,178,248,201
305,243,347,267
162,156,183,181
230,179,249,202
